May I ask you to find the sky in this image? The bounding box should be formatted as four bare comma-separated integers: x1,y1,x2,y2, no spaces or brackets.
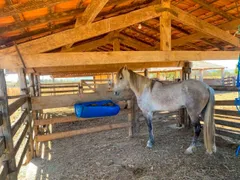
5,60,239,82
206,60,238,70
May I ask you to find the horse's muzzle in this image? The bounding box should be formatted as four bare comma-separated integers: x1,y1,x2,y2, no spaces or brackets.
114,91,120,96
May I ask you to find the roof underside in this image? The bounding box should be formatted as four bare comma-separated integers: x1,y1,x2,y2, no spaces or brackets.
0,0,240,75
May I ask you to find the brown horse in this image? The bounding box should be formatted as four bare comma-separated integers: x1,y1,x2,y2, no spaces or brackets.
114,66,216,154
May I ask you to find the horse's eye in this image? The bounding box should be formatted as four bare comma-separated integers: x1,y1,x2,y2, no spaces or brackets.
119,76,123,80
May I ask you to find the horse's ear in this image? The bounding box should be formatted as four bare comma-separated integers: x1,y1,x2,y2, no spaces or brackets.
123,65,128,70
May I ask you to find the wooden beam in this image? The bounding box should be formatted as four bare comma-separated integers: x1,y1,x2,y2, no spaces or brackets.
27,61,185,75
171,6,240,47
63,34,112,52
1,51,240,69
0,0,70,17
192,0,235,21
112,32,120,51
76,0,109,26
63,0,109,50
119,34,155,50
172,19,240,47
36,122,130,142
160,0,171,51
0,4,166,55
32,90,133,110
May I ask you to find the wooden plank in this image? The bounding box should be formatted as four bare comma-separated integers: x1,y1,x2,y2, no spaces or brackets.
2,51,240,69
0,137,5,156
36,122,130,142
41,90,79,94
0,163,8,180
17,137,30,172
11,109,28,137
216,129,240,140
215,100,235,106
172,19,240,47
215,109,239,117
8,97,27,116
30,61,185,75
35,110,130,126
13,122,29,157
212,86,238,91
32,90,133,110
41,85,79,89
7,95,28,99
192,0,235,20
171,6,240,47
0,70,17,179
0,4,166,55
215,118,240,128
160,0,171,51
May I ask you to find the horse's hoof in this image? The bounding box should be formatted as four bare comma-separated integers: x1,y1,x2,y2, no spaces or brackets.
184,146,196,154
146,140,154,148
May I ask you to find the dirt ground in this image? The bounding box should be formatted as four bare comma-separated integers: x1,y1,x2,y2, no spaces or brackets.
18,110,240,180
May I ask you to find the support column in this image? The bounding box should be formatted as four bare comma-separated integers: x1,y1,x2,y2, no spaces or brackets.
144,69,148,77
160,0,171,51
113,32,120,51
180,62,192,127
199,69,204,82
221,68,225,85
18,69,34,164
0,69,17,180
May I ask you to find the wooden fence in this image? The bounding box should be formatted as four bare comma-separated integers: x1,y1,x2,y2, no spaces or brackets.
215,100,240,143
31,89,137,156
40,79,112,96
0,69,34,180
223,76,236,86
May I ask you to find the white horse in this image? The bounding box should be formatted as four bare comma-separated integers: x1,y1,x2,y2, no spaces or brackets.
114,66,216,154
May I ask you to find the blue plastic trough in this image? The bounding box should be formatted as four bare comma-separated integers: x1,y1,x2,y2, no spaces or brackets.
74,100,120,118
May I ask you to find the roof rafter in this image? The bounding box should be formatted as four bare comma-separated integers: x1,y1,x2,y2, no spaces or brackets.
172,19,240,47
171,6,240,47
192,0,235,21
0,4,166,55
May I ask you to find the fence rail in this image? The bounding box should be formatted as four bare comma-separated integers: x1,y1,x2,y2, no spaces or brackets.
214,100,240,143
40,79,112,96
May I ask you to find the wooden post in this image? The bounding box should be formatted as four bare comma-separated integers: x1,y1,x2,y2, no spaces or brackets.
221,68,225,85
160,0,171,51
18,69,34,164
113,31,120,51
0,69,17,180
181,62,192,127
127,100,133,137
144,69,148,77
199,69,204,82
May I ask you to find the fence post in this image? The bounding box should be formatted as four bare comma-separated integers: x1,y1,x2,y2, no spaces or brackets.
179,62,192,127
0,69,17,180
18,69,34,164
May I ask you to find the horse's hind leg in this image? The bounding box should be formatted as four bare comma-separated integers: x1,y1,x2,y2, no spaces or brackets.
184,110,203,154
144,112,154,148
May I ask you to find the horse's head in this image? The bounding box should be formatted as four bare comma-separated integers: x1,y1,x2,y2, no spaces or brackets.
114,66,130,96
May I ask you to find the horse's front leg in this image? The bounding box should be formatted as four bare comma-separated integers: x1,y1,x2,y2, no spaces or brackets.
144,112,154,148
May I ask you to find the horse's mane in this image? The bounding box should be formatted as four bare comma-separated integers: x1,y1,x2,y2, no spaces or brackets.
128,69,152,94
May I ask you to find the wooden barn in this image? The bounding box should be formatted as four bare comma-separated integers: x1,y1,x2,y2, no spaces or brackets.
0,0,240,179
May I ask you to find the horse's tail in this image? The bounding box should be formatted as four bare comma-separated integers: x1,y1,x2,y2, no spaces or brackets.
203,87,216,154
